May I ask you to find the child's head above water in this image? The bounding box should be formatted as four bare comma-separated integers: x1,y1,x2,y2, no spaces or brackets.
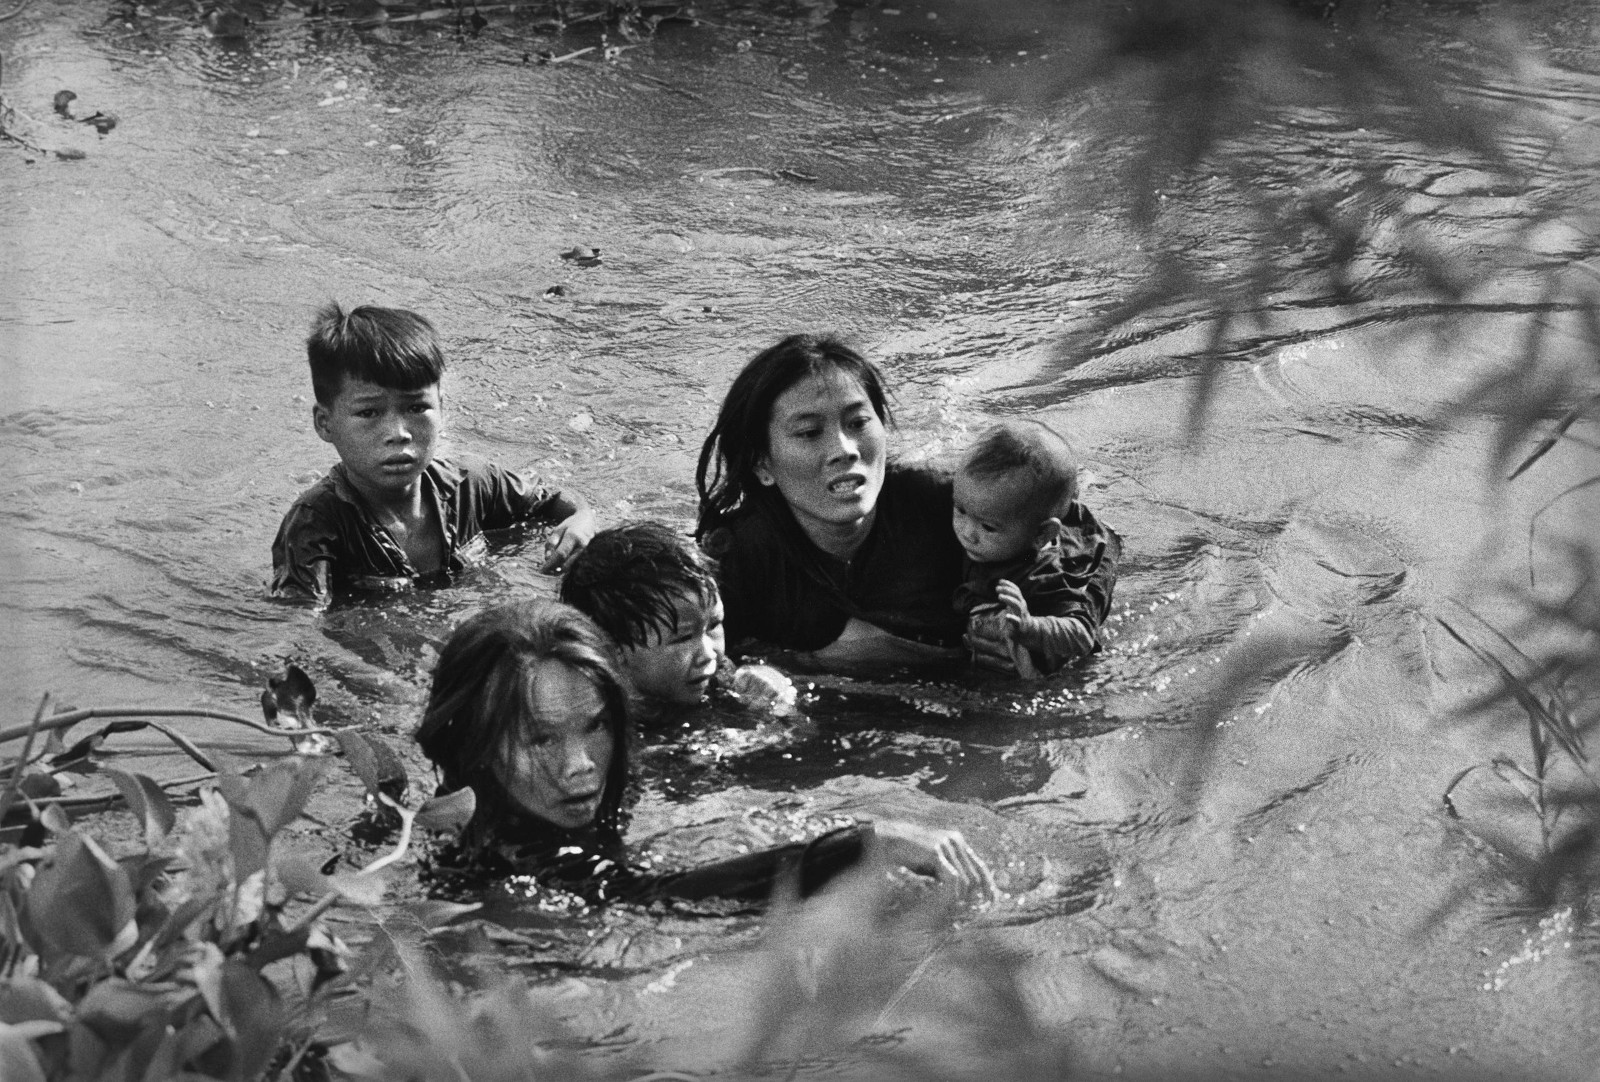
305,303,448,502
414,599,632,835
306,302,445,405
952,420,1079,565
559,521,726,706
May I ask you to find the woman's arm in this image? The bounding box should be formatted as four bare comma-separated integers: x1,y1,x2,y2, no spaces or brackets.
808,618,966,667
634,819,994,905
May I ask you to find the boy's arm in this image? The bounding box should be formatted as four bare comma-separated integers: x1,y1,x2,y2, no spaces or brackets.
270,504,336,603
538,488,595,574
476,462,597,573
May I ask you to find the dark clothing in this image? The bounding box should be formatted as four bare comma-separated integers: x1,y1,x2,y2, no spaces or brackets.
271,454,561,600
703,465,968,652
448,809,868,908
952,503,1121,674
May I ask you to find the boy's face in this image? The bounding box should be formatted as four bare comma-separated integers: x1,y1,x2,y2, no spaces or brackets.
313,378,442,503
952,468,1042,564
619,589,727,705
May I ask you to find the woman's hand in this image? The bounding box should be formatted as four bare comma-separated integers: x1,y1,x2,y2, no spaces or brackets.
541,506,598,573
866,819,997,904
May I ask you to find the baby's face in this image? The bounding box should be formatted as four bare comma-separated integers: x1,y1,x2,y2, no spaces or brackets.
619,589,727,705
952,468,1041,564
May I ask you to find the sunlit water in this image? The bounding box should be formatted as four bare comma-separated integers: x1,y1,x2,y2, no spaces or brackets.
4,0,1600,1076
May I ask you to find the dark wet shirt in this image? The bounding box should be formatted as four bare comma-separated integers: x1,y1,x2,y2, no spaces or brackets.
445,809,867,908
704,464,969,651
951,501,1122,659
270,454,561,600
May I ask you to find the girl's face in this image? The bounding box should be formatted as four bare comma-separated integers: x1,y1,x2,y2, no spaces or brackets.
757,369,887,548
494,660,614,830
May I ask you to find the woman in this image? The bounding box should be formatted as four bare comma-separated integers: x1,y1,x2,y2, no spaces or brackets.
414,599,993,905
696,333,1117,669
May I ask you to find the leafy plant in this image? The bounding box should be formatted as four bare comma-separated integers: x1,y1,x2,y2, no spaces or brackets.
0,672,477,1082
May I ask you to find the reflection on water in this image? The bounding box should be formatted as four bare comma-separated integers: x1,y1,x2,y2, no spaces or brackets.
5,0,1600,1074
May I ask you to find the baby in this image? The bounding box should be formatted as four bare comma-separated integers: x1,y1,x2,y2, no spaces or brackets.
951,420,1120,678
272,303,595,601
559,521,796,714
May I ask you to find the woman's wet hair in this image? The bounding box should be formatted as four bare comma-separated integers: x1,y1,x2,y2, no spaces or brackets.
306,301,446,405
960,420,1079,520
415,600,631,838
559,521,720,650
695,333,892,538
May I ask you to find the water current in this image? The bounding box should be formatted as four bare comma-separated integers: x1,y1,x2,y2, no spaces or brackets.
4,0,1600,1076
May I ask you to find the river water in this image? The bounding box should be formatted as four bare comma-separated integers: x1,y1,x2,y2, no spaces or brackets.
3,0,1600,1077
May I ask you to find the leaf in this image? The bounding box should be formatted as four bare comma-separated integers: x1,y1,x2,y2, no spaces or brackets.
38,803,71,835
414,788,475,833
244,926,312,972
335,732,382,798
325,1041,387,1080
325,868,390,907
0,978,73,1026
75,979,183,1046
218,757,327,855
0,1025,48,1082
227,802,271,883
104,769,176,849
214,960,284,1081
19,833,137,962
396,899,481,931
273,852,332,898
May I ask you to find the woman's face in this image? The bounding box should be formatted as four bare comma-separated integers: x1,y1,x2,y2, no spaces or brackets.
758,368,887,546
494,660,614,830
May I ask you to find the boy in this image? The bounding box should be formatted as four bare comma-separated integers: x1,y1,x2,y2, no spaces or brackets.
951,420,1120,678
272,302,595,601
559,521,795,712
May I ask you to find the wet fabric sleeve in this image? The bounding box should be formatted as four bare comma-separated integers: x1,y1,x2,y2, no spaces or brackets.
458,459,562,532
627,825,868,905
1013,507,1122,670
270,497,341,600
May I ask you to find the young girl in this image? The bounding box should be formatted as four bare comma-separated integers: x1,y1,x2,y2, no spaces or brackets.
414,599,994,905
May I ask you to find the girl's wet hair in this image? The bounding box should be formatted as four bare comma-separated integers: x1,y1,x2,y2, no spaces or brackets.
695,333,892,538
559,521,720,650
961,420,1079,519
415,600,631,837
306,301,446,405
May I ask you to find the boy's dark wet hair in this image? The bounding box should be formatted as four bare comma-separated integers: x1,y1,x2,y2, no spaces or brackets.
695,334,892,538
560,521,720,650
415,599,631,842
306,302,446,405
961,420,1079,520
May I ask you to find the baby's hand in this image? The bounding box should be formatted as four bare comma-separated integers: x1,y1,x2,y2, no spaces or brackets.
995,579,1031,624
731,663,798,714
541,507,597,573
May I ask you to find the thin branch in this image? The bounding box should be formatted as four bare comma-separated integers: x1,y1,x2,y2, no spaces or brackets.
0,706,335,746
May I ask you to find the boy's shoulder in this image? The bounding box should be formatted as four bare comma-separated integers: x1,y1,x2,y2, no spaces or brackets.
428,452,535,491
280,465,357,522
